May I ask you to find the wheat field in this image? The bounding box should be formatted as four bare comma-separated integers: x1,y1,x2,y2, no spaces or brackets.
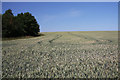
2,31,118,78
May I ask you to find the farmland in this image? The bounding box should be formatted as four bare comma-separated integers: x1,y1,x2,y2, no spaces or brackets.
2,31,118,78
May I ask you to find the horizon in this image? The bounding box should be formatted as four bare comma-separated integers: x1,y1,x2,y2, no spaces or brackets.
41,30,118,33
2,2,118,32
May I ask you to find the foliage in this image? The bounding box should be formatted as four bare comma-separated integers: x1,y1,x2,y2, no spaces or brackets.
2,9,40,37
0,14,2,37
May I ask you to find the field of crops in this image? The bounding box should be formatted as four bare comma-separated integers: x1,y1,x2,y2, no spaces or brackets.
2,31,118,78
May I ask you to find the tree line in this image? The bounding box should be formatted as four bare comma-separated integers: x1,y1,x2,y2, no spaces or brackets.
2,9,40,38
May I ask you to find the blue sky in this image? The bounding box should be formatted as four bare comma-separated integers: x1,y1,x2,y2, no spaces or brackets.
2,2,118,32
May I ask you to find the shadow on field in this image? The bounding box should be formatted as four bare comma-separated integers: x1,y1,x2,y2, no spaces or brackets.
2,33,45,41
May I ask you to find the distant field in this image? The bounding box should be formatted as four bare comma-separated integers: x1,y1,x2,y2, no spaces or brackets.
2,31,118,78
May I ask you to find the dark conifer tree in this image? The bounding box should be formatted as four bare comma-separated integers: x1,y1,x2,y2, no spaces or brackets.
2,9,40,37
2,9,14,37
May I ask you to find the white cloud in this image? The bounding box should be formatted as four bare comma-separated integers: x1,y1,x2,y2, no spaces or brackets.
41,9,82,22
69,9,81,17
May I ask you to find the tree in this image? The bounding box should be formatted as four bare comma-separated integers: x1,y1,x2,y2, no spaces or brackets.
2,9,14,37
0,14,2,38
23,12,40,36
2,9,40,37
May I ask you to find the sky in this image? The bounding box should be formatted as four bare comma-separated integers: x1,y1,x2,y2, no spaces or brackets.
2,2,118,32
1,0,120,2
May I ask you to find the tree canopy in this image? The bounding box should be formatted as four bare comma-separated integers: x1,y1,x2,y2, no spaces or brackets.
2,9,40,37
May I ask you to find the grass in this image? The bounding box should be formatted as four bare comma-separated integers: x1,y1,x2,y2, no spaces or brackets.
2,31,118,78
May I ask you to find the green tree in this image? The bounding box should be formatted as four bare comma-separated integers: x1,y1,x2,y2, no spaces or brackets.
23,12,40,36
0,14,2,38
2,9,40,37
2,9,14,37
15,13,25,36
